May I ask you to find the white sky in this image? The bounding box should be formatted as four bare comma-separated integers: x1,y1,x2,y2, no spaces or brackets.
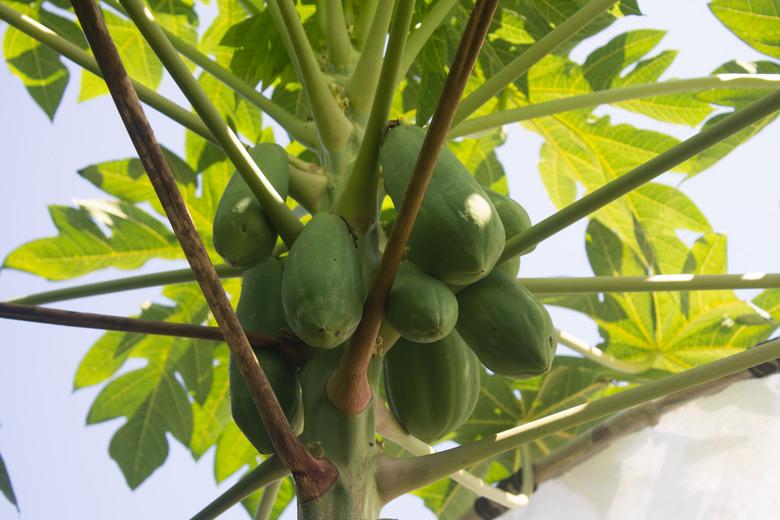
0,1,778,519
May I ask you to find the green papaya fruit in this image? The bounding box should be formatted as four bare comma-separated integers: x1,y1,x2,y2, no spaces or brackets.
379,125,505,285
384,330,481,443
456,268,556,378
281,213,364,348
486,189,533,277
385,261,458,343
213,143,289,269
230,257,303,454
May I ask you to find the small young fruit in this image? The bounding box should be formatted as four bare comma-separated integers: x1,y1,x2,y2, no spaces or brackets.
385,261,458,343
384,331,481,443
230,257,303,454
380,125,505,285
486,189,533,277
457,268,556,378
212,143,289,269
282,213,364,348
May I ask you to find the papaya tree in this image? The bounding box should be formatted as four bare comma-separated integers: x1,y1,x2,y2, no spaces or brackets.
1,0,780,519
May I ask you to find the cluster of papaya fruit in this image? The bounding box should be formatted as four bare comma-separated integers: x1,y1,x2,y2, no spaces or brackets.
212,125,556,453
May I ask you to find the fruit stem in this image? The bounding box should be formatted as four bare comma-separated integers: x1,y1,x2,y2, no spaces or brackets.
453,0,622,126
500,86,780,262
75,0,335,499
332,0,413,231
328,0,501,415
449,74,780,137
378,337,780,501
289,166,329,212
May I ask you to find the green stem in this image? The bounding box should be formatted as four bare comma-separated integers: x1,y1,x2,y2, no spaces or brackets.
519,445,534,498
378,336,780,501
265,0,304,85
0,2,211,140
453,0,621,125
271,0,353,150
321,0,353,70
500,87,780,262
556,329,652,374
253,479,283,520
8,264,242,306
399,0,459,79
354,0,378,49
333,0,415,231
289,165,329,212
119,0,303,245
345,0,397,117
375,402,529,509
100,0,317,148
191,456,288,520
450,74,780,137
523,272,780,294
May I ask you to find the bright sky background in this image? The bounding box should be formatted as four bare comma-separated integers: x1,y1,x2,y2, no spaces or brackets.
1,1,778,519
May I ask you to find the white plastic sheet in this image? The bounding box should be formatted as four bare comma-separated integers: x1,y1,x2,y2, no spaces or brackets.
509,374,780,520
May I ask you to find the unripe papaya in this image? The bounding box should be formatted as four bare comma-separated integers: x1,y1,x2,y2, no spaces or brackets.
456,268,556,378
281,213,364,348
385,261,458,343
486,189,533,277
379,125,505,285
230,257,303,454
384,331,481,443
213,143,289,268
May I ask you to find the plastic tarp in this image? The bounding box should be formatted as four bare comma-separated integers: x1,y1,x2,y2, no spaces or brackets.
509,374,780,520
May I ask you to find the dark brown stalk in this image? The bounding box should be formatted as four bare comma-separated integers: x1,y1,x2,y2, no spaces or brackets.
327,0,501,415
0,302,309,366
464,356,780,520
69,0,336,500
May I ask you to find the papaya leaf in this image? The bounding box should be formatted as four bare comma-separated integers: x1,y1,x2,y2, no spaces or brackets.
680,61,780,178
200,0,252,66
582,29,667,91
241,477,295,519
544,220,779,372
78,10,162,101
709,0,780,59
77,146,224,240
190,345,231,459
3,200,182,280
220,11,290,89
0,452,19,512
449,129,508,194
214,421,258,482
3,6,70,120
147,0,199,44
